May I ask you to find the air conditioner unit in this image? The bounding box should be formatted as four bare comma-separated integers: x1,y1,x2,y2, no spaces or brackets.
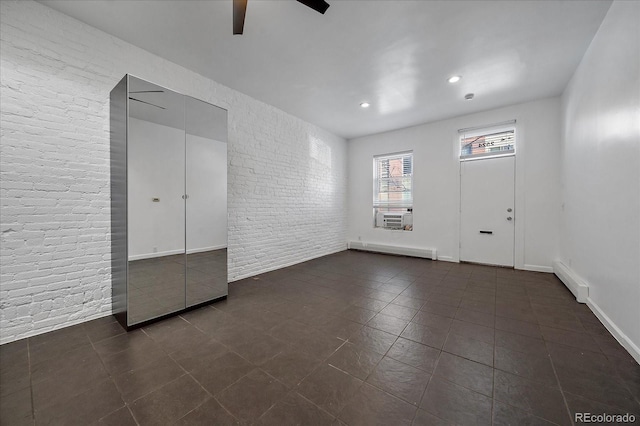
376,212,413,229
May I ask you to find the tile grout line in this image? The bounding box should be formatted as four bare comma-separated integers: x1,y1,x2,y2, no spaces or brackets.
413,349,444,424
27,337,34,426
158,322,242,425
545,337,576,426
89,324,141,426
531,277,574,426
318,270,416,422
491,273,498,426
339,269,423,423
178,309,345,423
141,319,245,417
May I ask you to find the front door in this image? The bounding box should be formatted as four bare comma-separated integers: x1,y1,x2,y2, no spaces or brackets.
460,156,515,267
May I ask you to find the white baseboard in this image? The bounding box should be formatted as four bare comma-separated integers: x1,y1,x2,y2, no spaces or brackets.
523,264,554,273
437,255,455,263
553,261,639,363
553,260,589,303
586,297,640,364
129,245,226,261
347,241,437,260
187,245,226,254
229,247,346,282
0,311,113,346
129,249,184,261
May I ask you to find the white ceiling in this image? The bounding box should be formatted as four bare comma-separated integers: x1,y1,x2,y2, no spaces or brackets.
39,0,611,139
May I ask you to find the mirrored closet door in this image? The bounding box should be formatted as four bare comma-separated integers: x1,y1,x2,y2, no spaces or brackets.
110,75,228,329
185,96,228,308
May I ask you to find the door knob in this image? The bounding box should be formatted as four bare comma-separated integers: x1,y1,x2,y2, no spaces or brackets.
507,216,513,221
507,208,512,212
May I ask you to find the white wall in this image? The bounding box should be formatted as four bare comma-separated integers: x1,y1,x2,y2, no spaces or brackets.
128,118,186,259
186,133,228,254
0,0,347,343
348,97,561,272
126,119,227,260
559,0,640,359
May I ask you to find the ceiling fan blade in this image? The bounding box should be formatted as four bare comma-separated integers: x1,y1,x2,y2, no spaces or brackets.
297,0,330,14
128,97,166,110
233,0,247,35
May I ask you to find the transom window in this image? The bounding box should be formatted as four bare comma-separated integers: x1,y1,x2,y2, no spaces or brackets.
460,126,515,160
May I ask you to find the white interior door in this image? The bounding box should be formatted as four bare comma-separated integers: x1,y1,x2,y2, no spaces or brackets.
460,156,515,267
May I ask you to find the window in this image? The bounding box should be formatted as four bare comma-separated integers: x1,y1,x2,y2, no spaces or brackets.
373,151,413,230
460,126,515,160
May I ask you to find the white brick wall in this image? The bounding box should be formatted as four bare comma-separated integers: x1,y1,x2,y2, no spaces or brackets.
0,0,347,344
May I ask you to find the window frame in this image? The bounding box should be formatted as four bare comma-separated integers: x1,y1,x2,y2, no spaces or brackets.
372,151,414,209
372,151,414,231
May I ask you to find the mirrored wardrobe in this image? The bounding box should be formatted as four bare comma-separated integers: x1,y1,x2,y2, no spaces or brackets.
110,75,228,329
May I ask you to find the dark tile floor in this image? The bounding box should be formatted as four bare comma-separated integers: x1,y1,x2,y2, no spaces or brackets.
1,250,639,425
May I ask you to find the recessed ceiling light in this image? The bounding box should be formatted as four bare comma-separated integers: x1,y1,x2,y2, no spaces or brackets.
448,75,462,83
360,102,370,108
465,93,474,100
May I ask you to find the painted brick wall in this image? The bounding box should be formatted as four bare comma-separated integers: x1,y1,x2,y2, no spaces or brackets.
0,0,347,344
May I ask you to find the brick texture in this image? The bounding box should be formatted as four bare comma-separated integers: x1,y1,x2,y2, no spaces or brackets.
0,0,347,344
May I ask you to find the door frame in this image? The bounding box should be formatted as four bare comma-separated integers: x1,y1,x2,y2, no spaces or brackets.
459,155,516,267
453,122,526,270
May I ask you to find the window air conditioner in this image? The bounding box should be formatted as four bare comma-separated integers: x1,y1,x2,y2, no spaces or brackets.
376,212,413,229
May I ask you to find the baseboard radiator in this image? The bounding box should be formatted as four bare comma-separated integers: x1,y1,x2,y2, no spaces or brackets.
348,241,437,260
553,260,589,303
